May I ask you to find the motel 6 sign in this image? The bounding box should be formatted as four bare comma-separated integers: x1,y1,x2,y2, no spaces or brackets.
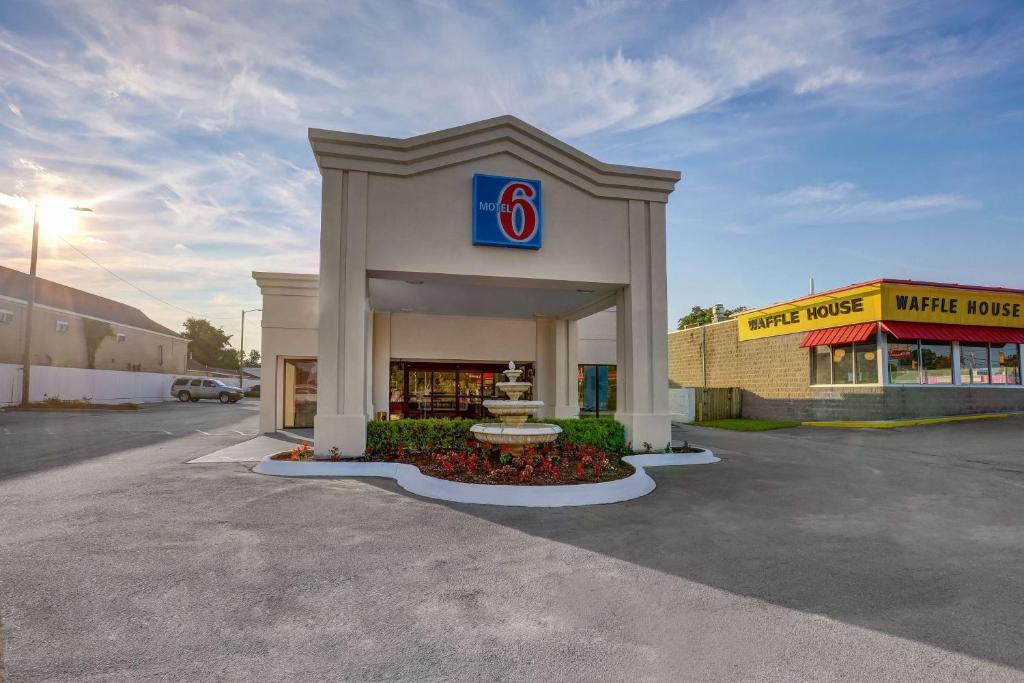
472,173,543,249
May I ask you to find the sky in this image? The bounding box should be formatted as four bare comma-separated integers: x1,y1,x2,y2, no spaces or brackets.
1,0,1022,354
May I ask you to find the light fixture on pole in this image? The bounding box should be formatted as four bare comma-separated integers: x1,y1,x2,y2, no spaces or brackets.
239,308,261,391
20,204,92,406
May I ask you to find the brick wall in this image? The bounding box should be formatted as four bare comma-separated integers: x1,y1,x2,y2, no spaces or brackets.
667,320,1024,420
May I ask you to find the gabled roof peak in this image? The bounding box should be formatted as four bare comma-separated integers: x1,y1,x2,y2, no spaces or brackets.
308,115,680,202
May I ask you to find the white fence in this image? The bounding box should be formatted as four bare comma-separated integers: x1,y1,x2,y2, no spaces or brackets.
669,387,696,424
0,364,179,406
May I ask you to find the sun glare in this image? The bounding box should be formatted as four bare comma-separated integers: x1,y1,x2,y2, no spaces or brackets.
35,200,88,243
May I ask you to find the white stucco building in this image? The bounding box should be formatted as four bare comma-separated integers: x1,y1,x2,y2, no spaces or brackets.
255,116,680,455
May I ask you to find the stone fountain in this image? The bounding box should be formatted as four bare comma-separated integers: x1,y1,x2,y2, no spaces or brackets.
470,361,562,453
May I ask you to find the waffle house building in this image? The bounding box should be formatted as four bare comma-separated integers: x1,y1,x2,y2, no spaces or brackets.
668,280,1024,421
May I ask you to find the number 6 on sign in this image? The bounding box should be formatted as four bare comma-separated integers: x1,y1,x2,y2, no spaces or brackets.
498,182,538,242
472,174,543,249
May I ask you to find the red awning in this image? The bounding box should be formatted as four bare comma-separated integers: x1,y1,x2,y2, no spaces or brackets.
800,322,877,348
880,321,1024,344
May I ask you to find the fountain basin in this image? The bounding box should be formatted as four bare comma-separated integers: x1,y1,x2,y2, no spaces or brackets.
470,423,562,447
494,381,531,400
480,399,543,426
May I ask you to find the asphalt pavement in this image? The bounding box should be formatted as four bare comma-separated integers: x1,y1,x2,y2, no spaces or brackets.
1,405,1022,681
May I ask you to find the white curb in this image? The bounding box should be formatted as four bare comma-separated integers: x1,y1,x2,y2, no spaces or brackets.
253,449,719,507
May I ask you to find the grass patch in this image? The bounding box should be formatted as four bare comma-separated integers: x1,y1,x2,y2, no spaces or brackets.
696,418,800,431
8,397,140,411
803,413,1010,429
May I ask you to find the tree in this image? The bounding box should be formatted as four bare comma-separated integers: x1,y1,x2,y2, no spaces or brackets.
243,349,261,368
676,305,747,329
182,318,236,368
83,319,113,369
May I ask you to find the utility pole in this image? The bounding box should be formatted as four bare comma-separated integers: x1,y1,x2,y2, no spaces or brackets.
19,203,91,405
19,206,40,406
239,308,261,390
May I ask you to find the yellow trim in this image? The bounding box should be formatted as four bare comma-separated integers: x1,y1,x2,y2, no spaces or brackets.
736,281,1024,341
802,413,1011,429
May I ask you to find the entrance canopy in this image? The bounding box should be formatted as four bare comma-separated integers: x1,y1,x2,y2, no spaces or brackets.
368,272,618,320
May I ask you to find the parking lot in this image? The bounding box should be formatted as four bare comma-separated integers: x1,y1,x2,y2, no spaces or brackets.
1,405,1022,680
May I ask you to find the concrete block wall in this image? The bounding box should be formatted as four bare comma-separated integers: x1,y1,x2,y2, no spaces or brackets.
669,320,811,400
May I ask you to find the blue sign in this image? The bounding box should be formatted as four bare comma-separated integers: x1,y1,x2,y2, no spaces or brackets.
472,173,543,249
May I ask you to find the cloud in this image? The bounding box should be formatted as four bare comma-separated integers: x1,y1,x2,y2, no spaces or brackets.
774,182,979,222
794,66,866,94
0,0,1018,346
774,182,858,205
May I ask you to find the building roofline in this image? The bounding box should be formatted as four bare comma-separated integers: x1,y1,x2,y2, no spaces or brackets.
0,265,183,338
307,115,681,202
741,278,1024,315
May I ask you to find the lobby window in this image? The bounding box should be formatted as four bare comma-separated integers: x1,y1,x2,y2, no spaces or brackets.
578,365,616,417
921,342,953,384
811,336,878,385
887,339,920,384
961,342,1022,386
812,346,831,384
990,343,1021,385
960,343,990,385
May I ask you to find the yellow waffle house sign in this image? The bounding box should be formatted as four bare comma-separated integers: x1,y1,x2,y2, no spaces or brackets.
737,280,1024,341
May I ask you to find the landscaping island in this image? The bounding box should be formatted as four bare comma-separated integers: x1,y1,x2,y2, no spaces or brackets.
271,417,703,486
256,418,719,507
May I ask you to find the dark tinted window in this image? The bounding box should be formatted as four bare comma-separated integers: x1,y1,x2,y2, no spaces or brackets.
190,379,202,386
173,378,188,386
203,380,216,387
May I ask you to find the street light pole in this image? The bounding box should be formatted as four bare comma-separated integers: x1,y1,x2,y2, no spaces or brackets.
239,308,261,390
19,204,92,406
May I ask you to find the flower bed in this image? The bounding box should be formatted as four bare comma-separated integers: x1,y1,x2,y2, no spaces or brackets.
272,438,705,486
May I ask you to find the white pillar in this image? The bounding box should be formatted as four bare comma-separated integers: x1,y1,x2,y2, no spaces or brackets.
314,169,371,457
614,200,671,449
533,316,579,419
533,317,555,418
372,311,391,417
553,318,579,418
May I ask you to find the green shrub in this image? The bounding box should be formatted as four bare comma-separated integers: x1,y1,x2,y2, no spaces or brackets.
543,417,627,453
364,416,628,456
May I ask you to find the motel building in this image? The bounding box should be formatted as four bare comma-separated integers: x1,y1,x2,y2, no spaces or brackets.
668,279,1024,421
254,116,680,455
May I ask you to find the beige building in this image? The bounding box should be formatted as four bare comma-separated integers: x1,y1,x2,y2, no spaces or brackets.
256,115,680,455
669,279,1024,421
0,265,188,374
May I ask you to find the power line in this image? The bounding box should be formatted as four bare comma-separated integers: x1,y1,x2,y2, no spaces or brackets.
59,236,238,320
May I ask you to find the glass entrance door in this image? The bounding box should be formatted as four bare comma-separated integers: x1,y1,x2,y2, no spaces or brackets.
283,359,317,429
389,361,531,419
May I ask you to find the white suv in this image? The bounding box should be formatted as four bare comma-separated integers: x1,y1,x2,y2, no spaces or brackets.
171,377,244,403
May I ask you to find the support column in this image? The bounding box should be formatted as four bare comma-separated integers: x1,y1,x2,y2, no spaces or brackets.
314,169,371,457
553,318,579,418
615,200,671,449
533,317,555,418
371,311,391,418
